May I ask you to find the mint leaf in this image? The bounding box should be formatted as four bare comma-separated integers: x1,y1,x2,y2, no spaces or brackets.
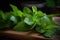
35,25,44,33
0,10,6,20
41,16,51,26
37,11,45,17
10,4,24,17
23,7,32,14
13,21,32,31
44,25,56,38
32,6,37,13
10,15,17,23
10,4,19,16
17,10,24,17
24,17,34,25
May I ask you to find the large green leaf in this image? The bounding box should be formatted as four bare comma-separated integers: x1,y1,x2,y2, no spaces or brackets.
13,21,32,31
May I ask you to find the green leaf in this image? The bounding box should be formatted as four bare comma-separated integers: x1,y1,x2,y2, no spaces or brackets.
44,30,55,38
10,4,24,17
10,4,19,16
44,26,56,38
0,10,6,20
17,10,24,17
10,15,17,23
0,11,15,29
6,12,13,19
13,21,32,31
48,17,56,25
46,24,57,30
24,17,34,25
32,16,40,24
35,15,55,34
0,20,13,29
32,6,37,13
37,11,45,17
41,16,51,26
23,7,32,14
35,25,45,33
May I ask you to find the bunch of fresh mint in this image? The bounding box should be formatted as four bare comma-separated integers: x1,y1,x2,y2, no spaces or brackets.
0,4,59,38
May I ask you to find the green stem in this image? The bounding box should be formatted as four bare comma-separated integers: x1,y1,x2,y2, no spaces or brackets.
48,14,60,17
31,23,36,30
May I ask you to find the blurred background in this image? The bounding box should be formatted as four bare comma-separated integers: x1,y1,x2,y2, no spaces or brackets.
0,0,60,14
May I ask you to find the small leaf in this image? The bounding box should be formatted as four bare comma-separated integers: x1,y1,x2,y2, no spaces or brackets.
6,12,13,20
17,10,24,17
43,24,56,38
44,29,55,38
48,17,56,25
37,11,45,17
32,6,37,13
32,16,40,24
10,4,19,16
10,15,17,23
44,31,54,38
0,10,6,20
0,20,13,30
23,7,32,14
45,24,56,30
10,4,24,18
40,16,51,26
13,21,32,31
24,13,32,18
24,17,34,25
35,25,45,33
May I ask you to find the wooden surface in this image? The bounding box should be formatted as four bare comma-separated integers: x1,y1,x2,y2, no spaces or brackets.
0,30,51,40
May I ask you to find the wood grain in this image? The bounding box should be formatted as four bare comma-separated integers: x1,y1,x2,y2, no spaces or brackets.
0,30,51,40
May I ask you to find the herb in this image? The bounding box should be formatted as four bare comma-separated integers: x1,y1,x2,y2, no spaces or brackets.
0,4,59,38
0,11,15,29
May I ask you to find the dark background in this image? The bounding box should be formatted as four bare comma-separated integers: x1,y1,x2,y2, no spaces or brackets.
0,0,60,14
0,0,22,12
0,0,45,12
